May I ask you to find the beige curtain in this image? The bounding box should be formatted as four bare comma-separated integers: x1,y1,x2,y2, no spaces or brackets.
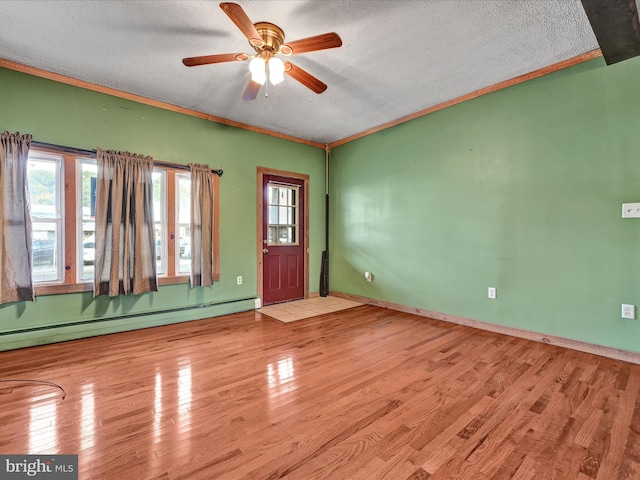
94,148,157,297
0,132,34,304
189,164,216,287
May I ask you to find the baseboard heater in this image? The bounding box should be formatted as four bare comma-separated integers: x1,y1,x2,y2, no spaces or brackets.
0,296,257,337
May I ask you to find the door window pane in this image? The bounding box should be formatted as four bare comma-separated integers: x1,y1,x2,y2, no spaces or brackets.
268,226,277,244
278,226,294,244
270,186,278,205
269,205,278,224
278,206,289,225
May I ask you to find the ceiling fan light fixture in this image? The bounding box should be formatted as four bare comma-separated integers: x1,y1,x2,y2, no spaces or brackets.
269,57,285,85
249,57,266,85
183,3,343,99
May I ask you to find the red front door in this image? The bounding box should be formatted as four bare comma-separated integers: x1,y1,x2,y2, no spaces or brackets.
262,175,305,305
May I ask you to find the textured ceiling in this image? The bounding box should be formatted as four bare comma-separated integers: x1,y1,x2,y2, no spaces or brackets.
0,1,604,145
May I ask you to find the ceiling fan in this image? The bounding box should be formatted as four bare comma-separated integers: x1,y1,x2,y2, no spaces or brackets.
182,2,342,100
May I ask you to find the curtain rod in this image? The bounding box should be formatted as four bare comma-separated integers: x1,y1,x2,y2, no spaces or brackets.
31,140,223,177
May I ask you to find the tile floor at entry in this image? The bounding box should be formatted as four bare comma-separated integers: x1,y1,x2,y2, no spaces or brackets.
257,295,363,323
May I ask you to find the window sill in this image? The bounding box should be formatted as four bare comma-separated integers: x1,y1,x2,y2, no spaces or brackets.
34,275,198,296
158,275,190,286
35,283,93,296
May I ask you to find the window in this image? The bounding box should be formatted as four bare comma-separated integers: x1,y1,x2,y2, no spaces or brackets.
78,159,97,281
153,170,167,275
267,183,299,245
176,173,191,274
25,146,215,294
27,154,63,283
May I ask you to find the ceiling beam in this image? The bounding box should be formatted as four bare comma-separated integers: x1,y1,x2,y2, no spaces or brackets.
581,0,640,65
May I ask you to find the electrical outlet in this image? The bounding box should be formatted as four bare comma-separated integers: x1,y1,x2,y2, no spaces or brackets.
236,276,243,285
488,287,497,299
622,203,640,218
622,304,635,319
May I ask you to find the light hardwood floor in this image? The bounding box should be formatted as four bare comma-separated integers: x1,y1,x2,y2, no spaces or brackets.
0,305,638,479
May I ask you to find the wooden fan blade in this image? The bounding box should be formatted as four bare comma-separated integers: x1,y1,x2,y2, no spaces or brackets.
284,62,327,94
243,79,261,101
281,32,342,55
182,53,247,67
220,2,263,45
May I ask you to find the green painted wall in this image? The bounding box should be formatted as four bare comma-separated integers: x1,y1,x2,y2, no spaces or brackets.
0,67,325,349
330,57,640,353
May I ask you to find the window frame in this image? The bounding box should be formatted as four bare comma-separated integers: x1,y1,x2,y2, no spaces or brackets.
28,146,219,296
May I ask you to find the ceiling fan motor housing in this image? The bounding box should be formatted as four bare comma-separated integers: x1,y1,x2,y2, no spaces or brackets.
252,22,287,57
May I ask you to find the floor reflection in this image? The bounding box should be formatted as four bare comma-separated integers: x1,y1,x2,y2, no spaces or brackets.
29,399,58,453
80,383,95,451
267,357,296,387
153,373,162,444
265,355,299,417
177,364,192,431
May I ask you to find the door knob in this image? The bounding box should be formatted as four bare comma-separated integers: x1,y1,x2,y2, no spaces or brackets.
263,248,269,254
